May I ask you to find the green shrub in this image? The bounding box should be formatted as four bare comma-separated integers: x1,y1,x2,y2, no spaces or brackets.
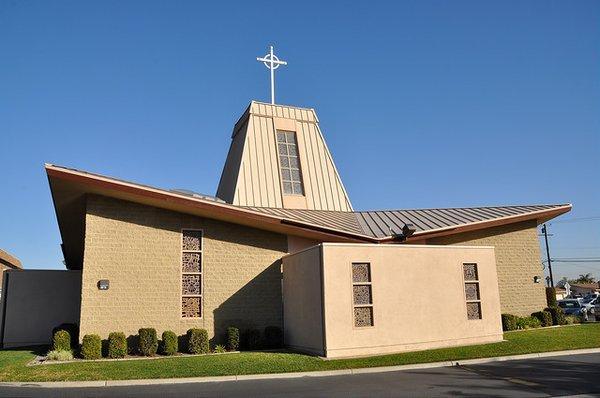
531,310,553,327
187,328,209,354
138,328,158,356
545,287,557,307
516,316,542,330
565,315,581,325
107,332,127,358
52,330,71,352
226,327,240,351
243,328,262,350
501,314,518,331
161,330,178,356
80,334,102,360
545,306,566,326
46,350,74,361
264,326,283,349
213,344,227,353
52,323,78,349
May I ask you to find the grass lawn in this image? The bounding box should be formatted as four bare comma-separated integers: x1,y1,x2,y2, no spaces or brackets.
0,323,599,382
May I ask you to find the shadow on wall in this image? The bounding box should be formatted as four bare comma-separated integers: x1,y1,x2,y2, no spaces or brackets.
211,261,283,347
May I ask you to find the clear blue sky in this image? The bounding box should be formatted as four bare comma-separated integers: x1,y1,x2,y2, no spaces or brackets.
1,1,598,281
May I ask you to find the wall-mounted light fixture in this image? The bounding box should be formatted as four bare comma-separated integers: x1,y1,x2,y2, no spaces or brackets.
97,280,110,290
533,276,541,284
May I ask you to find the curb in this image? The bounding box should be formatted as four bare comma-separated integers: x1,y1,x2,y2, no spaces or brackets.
2,347,600,388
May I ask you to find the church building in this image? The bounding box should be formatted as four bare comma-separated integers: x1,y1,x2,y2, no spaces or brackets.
0,101,570,357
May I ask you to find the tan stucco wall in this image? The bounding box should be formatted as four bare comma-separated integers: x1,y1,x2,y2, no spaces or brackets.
282,245,324,355
283,243,503,358
0,270,81,348
427,220,546,316
80,195,287,343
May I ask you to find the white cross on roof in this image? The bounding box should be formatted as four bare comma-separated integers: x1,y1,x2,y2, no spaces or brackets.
257,45,287,104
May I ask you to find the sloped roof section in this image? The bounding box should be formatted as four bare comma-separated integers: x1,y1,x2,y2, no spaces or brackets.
246,204,572,240
46,164,572,269
355,205,565,238
243,206,364,235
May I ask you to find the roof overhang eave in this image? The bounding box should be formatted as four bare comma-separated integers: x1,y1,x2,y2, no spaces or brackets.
46,164,373,267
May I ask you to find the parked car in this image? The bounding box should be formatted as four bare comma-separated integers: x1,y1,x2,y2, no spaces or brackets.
558,299,587,317
581,296,598,312
593,302,600,321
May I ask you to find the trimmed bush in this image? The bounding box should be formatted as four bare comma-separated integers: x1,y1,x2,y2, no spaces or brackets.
46,350,74,361
243,328,262,350
565,315,582,325
516,316,542,330
161,330,178,356
501,314,518,331
52,330,71,352
546,287,557,307
52,323,78,349
187,328,209,354
264,326,283,349
80,334,102,360
214,344,227,353
126,335,139,356
531,310,553,327
545,306,566,326
138,328,158,356
226,327,240,351
107,332,127,359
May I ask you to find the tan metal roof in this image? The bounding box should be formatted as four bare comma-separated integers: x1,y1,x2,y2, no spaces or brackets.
46,164,572,270
246,204,572,239
243,207,364,235
355,205,566,238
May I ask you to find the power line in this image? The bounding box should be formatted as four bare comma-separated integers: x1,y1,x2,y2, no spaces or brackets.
551,216,600,224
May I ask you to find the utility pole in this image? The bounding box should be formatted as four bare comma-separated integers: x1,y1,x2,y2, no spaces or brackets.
542,224,554,287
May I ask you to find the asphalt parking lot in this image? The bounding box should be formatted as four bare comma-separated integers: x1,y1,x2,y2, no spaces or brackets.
0,352,598,397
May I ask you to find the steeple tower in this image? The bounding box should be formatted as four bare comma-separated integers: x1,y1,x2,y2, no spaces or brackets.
216,101,353,211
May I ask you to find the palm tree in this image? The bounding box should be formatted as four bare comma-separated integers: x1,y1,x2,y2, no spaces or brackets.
574,273,596,284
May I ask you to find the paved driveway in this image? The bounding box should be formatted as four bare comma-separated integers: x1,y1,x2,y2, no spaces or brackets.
0,353,598,397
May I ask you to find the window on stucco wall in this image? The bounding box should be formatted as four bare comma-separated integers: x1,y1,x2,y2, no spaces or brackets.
463,263,482,320
181,229,203,318
352,262,374,327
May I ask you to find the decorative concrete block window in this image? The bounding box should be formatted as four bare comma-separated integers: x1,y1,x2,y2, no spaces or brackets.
463,263,482,320
181,229,202,318
277,131,304,195
352,263,373,327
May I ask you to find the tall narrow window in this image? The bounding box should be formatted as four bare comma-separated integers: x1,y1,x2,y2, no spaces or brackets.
277,131,304,195
352,263,374,327
181,229,202,318
463,263,482,320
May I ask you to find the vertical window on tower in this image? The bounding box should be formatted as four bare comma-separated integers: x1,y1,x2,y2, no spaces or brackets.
277,131,304,195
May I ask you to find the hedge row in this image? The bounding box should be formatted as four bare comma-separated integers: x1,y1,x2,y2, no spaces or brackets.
49,325,282,360
501,306,570,331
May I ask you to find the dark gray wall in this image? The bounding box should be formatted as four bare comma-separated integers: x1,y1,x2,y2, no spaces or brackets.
0,270,81,348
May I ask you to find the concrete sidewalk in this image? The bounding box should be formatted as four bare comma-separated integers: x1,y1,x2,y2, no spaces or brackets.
2,347,600,388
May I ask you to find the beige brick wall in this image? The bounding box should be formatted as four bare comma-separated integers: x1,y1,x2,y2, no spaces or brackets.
428,220,546,316
80,195,287,344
